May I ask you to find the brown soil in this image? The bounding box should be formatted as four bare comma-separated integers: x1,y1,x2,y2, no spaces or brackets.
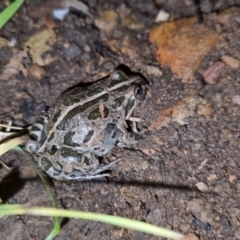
0,1,240,239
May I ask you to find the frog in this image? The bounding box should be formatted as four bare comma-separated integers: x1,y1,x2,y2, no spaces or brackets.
25,69,148,181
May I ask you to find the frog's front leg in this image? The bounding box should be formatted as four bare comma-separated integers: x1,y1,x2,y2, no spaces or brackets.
116,120,141,148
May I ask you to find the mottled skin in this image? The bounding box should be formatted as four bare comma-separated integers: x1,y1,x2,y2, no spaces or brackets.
26,70,148,181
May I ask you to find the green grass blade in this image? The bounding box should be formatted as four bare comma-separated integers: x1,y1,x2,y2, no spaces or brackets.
14,146,61,240
0,204,185,239
0,0,25,29
0,137,24,155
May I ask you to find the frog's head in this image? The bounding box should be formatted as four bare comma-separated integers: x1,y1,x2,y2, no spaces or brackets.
110,70,148,120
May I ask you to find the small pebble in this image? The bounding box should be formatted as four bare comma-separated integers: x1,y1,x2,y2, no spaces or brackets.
155,9,170,23
221,55,239,69
202,61,225,84
121,13,144,31
83,44,91,52
94,10,118,33
66,44,82,59
52,7,69,20
195,182,209,192
29,64,46,79
232,95,240,105
45,18,57,29
194,218,211,231
146,65,162,76
7,38,17,47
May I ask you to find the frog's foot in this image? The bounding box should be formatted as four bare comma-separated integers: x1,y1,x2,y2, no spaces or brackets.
67,173,111,181
117,131,140,148
129,118,148,136
116,118,147,148
92,158,122,175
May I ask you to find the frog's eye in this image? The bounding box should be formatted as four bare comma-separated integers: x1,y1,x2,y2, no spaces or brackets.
112,71,127,81
134,86,142,99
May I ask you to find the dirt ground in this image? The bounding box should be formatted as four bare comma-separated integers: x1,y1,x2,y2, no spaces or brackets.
1,0,240,239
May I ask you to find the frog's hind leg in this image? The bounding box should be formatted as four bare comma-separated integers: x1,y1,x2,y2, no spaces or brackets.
48,151,122,181
25,112,49,152
66,158,122,181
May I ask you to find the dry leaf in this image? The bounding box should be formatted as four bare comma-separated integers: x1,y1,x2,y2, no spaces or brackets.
149,17,219,83
149,96,212,130
171,96,199,125
197,99,212,118
148,107,172,130
0,49,29,80
24,29,56,66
